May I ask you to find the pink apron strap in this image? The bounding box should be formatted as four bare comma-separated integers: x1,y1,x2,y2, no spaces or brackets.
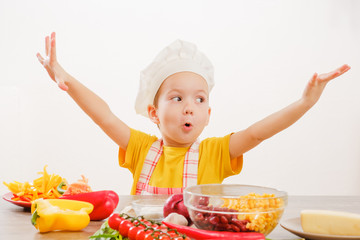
183,141,199,188
135,139,199,195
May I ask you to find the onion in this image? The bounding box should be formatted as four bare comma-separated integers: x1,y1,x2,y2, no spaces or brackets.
163,193,192,225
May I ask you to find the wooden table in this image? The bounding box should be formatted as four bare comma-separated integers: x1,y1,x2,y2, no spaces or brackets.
1,195,359,239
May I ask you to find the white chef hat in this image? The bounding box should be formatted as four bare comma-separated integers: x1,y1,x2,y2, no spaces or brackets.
135,39,214,117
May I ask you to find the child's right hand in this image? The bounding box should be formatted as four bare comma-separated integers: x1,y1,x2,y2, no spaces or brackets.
37,32,69,91
36,33,131,149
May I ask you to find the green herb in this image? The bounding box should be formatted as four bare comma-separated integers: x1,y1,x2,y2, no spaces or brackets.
89,221,127,240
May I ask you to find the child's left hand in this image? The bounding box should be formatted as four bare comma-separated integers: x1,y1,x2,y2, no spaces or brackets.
302,64,351,106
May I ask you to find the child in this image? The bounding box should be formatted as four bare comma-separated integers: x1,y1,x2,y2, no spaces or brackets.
37,32,350,195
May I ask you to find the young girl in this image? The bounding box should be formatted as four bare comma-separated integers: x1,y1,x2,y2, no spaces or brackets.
37,32,350,195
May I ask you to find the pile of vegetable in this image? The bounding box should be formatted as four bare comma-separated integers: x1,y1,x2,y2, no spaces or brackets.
4,168,268,239
61,175,92,195
90,213,191,240
91,213,265,240
191,205,250,232
90,192,266,240
3,165,119,222
221,193,285,234
161,193,265,239
3,165,67,202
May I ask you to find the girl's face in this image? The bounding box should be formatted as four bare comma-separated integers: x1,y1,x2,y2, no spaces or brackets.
148,72,211,147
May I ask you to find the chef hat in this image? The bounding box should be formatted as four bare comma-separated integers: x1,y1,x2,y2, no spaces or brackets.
135,39,214,117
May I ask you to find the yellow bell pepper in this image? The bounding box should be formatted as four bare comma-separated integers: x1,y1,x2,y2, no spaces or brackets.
31,198,93,233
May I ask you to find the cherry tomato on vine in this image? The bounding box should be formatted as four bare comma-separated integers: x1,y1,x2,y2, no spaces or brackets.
166,229,180,238
153,223,168,231
144,230,161,240
119,219,133,237
136,228,154,240
173,237,191,240
128,224,146,240
158,233,171,240
135,227,153,240
108,213,124,230
140,220,153,226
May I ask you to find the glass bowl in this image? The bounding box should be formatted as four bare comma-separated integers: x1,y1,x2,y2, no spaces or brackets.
183,184,287,236
132,198,166,222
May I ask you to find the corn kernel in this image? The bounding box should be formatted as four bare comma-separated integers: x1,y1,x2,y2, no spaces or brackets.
222,193,284,234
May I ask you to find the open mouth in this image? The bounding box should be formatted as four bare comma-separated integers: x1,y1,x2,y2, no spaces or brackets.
183,122,193,131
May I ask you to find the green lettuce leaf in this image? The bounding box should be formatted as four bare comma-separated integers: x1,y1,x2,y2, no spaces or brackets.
89,221,127,240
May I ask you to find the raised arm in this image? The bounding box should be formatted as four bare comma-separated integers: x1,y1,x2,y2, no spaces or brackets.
36,32,130,150
229,64,351,159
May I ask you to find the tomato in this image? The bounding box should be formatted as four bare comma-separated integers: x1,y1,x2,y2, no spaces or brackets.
160,224,169,230
143,234,155,240
172,237,191,240
144,230,161,240
136,228,153,240
152,223,168,231
113,215,191,240
139,219,152,226
119,219,133,237
108,213,124,230
175,237,191,240
128,224,145,240
166,229,179,238
158,234,171,240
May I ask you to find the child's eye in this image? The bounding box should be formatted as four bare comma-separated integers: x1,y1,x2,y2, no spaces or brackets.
171,96,182,102
196,97,205,103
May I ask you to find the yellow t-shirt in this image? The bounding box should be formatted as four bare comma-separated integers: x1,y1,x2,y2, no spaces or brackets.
119,128,243,195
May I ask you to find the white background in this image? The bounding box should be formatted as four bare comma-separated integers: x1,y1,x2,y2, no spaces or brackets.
1,0,359,196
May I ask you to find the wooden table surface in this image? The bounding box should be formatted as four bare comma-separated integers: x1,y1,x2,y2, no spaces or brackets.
1,195,359,239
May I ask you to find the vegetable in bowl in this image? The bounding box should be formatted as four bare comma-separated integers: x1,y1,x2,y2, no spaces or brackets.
183,184,287,236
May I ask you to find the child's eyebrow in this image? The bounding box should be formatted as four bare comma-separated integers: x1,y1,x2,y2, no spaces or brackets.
192,89,209,97
167,88,208,95
196,89,208,95
165,89,181,95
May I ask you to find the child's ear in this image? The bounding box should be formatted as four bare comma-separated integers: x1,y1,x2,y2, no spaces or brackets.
147,104,160,124
205,107,211,126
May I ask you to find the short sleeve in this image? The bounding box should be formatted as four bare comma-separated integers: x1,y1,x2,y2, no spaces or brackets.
198,134,243,184
118,128,158,175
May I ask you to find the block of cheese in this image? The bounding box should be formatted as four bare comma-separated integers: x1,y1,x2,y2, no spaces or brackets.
301,209,360,236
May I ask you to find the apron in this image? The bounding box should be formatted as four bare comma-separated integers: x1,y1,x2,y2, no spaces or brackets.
135,139,200,195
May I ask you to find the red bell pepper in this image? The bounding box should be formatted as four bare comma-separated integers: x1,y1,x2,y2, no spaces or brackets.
162,222,265,240
60,190,119,220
